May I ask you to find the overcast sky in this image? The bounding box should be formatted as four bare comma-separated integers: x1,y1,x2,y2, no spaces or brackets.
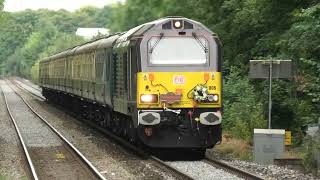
4,0,124,12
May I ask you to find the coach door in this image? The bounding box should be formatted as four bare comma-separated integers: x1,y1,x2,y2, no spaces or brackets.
113,49,129,114
127,46,138,116
104,49,112,106
94,49,105,104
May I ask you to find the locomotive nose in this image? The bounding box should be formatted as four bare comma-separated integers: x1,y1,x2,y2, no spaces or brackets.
137,72,221,109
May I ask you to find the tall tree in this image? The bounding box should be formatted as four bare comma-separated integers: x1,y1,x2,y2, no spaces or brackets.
0,10,40,74
6,20,58,76
0,0,3,12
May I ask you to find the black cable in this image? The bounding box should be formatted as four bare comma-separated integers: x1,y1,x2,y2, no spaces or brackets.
150,80,169,92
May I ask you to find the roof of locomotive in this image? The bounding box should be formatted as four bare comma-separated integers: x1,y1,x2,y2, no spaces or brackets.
115,16,214,43
41,17,214,63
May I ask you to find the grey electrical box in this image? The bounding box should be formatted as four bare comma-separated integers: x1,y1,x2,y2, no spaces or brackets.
254,129,285,164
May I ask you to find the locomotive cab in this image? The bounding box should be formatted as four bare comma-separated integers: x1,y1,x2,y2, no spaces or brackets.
133,17,223,149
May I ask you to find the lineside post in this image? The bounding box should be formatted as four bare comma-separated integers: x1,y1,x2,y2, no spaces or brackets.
268,60,272,129
249,59,292,129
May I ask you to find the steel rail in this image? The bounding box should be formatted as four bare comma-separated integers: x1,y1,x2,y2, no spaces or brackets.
1,85,39,180
203,158,264,180
6,80,106,180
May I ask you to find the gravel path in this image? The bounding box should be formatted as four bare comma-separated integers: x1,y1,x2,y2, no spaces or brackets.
0,80,29,179
166,161,243,180
13,79,179,180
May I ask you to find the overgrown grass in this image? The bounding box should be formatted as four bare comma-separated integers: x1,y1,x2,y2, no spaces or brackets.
214,134,305,162
283,148,303,159
302,133,320,176
214,134,253,160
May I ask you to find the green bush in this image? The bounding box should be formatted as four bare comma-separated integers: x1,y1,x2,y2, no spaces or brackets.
303,129,320,176
223,67,267,142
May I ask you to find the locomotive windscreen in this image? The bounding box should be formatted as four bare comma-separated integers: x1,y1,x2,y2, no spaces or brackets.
148,36,208,65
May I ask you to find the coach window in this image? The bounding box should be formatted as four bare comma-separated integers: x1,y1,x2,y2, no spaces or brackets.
105,51,110,81
91,53,95,81
95,51,100,82
123,52,128,92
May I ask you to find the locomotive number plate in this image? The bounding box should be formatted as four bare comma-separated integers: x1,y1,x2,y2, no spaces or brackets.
173,75,185,85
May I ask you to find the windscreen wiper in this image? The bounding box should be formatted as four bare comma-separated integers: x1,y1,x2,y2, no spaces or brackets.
149,33,164,53
192,32,208,53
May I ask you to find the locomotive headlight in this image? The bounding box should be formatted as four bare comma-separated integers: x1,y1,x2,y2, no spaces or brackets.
207,94,219,102
140,94,159,103
173,20,182,29
174,21,181,28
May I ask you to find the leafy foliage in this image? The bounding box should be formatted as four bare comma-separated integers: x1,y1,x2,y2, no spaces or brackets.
223,67,266,141
0,8,92,76
0,11,40,74
0,0,3,14
5,20,58,77
279,4,320,108
303,129,320,175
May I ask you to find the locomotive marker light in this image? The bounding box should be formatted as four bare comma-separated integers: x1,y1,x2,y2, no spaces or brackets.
207,94,219,102
204,73,210,81
249,59,292,129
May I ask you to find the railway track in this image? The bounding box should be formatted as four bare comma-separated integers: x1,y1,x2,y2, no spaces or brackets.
2,80,106,180
13,78,265,180
12,78,193,179
1,84,37,180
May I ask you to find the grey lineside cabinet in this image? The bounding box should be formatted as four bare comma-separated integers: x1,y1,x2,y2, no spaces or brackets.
254,129,285,164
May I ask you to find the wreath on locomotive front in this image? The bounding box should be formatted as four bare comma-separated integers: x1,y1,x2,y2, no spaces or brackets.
192,84,218,102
